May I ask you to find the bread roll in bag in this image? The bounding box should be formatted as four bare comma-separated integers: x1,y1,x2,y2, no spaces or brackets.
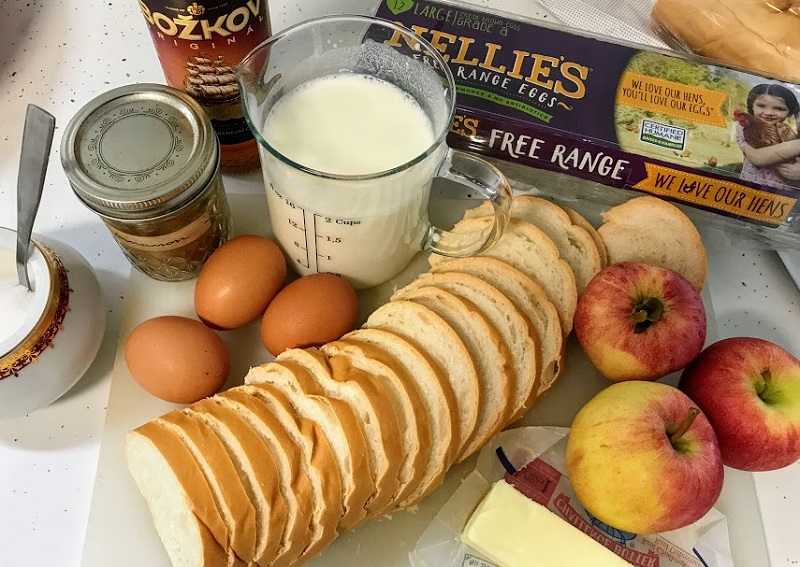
652,0,800,83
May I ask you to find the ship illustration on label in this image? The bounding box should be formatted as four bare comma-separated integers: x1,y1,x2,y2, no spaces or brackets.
184,54,240,104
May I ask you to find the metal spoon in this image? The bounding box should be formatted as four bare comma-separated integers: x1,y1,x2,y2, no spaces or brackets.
16,104,56,290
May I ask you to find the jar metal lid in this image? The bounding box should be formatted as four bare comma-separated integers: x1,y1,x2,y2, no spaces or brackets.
61,84,219,219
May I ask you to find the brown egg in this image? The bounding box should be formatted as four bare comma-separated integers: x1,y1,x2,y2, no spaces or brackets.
261,274,358,356
195,235,287,330
125,316,229,403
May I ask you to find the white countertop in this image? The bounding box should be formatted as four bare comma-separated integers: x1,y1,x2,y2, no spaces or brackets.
0,0,798,566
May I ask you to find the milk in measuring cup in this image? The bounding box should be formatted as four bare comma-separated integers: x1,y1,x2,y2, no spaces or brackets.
261,73,444,289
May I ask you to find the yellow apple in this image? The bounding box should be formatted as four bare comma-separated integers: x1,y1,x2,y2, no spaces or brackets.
566,381,723,534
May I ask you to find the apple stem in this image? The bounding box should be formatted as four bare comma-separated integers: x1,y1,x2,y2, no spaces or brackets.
754,370,771,397
669,407,700,445
632,297,665,334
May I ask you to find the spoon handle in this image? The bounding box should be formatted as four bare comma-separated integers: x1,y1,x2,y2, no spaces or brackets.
16,105,56,289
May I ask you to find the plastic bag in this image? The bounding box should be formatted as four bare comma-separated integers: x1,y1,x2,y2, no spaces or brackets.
534,0,676,50
651,0,800,84
411,427,734,567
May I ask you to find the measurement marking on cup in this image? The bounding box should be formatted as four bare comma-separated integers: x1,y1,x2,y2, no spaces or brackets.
270,181,314,270
303,212,310,269
287,210,310,269
313,214,333,267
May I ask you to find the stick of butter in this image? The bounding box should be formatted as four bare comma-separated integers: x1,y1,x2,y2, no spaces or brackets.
461,480,631,567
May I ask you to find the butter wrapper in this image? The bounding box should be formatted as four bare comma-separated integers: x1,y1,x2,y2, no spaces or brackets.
410,426,733,567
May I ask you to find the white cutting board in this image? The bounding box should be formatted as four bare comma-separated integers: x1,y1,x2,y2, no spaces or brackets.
80,192,771,567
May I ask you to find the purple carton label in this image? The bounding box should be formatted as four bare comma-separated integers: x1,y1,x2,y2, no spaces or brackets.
374,0,800,228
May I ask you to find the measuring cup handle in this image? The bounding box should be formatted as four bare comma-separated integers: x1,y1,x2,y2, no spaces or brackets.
423,149,512,257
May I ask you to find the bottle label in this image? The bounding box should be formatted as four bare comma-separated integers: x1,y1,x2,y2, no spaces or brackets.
138,0,271,145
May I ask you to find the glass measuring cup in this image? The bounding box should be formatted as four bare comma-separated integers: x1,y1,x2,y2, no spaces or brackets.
237,15,512,289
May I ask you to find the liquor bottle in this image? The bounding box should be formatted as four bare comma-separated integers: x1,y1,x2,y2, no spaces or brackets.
137,0,271,171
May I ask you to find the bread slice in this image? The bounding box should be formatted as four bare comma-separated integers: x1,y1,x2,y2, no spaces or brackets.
391,283,513,460
186,400,288,567
158,410,258,563
430,217,578,335
339,328,458,508
561,205,608,268
365,300,480,458
216,390,314,567
598,196,708,291
275,347,403,518
397,272,539,437
234,384,342,561
124,422,230,567
430,257,564,400
465,196,602,294
320,340,430,510
245,362,373,530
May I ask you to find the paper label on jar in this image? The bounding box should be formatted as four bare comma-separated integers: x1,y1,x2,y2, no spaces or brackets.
108,214,212,253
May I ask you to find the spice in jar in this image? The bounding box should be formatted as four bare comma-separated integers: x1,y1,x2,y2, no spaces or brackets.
61,83,232,282
137,0,272,171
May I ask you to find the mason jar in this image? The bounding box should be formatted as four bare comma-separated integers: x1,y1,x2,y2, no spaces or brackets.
61,83,232,281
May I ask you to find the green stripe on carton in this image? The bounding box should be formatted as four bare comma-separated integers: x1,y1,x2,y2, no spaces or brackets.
456,86,553,123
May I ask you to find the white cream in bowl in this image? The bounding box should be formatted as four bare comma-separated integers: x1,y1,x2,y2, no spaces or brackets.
0,243,48,357
0,227,106,419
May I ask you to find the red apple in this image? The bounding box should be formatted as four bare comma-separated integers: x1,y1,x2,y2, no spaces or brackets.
679,337,800,471
574,262,707,382
566,381,723,534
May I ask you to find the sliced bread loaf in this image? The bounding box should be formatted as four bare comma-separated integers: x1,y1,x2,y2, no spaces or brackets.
319,340,430,510
186,399,288,567
429,217,578,335
245,363,373,530
365,300,480,459
215,390,313,567
391,284,513,460
430,257,564,400
397,272,538,436
158,410,258,563
124,422,230,567
465,196,602,293
339,328,458,508
275,348,403,517
561,205,608,268
235,384,343,560
598,196,708,291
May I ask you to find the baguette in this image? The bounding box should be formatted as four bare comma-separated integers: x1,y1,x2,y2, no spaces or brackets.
365,300,480,458
429,257,564,399
124,422,231,567
320,340,431,509
598,196,708,291
186,400,288,567
215,391,314,567
430,217,578,334
400,272,540,424
652,0,800,83
276,348,403,517
465,196,602,293
392,284,513,460
339,328,458,508
246,362,373,530
562,206,608,268
158,410,258,563
236,384,343,560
